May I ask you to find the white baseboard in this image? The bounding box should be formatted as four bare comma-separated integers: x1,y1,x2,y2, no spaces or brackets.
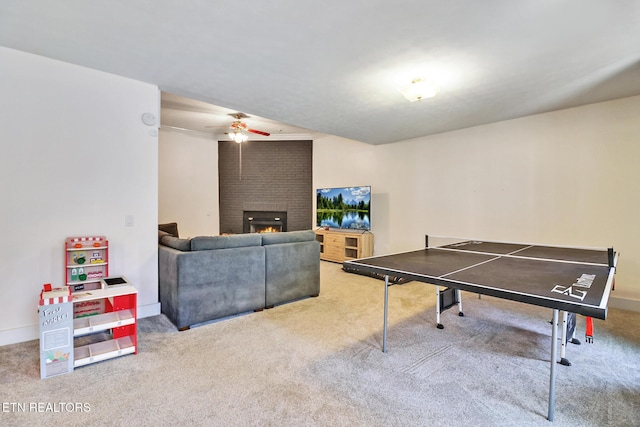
0,324,39,347
609,296,640,313
0,302,162,347
138,302,161,318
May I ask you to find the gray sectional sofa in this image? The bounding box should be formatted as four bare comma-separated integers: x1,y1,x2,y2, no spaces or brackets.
158,228,320,330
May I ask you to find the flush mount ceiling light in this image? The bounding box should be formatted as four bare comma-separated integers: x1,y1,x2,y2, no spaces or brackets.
398,77,439,102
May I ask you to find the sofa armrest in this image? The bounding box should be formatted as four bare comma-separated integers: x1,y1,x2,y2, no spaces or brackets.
264,240,320,307
158,245,183,327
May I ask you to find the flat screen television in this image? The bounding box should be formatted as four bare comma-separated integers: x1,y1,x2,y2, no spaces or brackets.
316,186,371,231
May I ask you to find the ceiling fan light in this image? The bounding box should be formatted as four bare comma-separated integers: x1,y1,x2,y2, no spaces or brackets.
230,130,248,143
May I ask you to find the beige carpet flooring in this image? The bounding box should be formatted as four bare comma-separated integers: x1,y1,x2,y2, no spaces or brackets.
1,261,639,426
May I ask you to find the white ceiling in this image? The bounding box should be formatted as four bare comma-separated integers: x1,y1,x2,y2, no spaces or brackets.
1,1,639,144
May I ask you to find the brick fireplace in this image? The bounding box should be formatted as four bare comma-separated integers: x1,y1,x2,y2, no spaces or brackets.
218,140,312,234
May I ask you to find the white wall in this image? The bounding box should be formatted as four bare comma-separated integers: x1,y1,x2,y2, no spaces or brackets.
158,128,219,238
0,47,160,345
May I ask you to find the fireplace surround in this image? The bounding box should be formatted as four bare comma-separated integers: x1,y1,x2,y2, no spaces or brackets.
243,211,287,233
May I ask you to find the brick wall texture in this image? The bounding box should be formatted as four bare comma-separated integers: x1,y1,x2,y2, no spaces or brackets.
218,140,313,234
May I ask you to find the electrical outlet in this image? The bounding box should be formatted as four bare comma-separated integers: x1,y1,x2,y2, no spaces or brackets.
125,215,134,226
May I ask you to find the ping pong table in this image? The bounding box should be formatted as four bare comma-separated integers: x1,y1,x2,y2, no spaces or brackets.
343,235,618,421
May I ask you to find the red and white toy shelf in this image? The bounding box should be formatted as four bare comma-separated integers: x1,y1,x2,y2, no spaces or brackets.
65,236,108,292
37,235,140,375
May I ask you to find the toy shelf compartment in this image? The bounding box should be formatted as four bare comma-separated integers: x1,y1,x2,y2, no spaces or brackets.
66,265,108,284
74,336,135,367
73,309,135,336
66,236,107,249
66,257,108,268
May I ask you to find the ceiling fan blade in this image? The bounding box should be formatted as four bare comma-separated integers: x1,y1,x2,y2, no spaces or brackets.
248,128,270,136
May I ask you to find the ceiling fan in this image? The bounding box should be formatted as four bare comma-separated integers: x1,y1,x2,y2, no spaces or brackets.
207,112,270,143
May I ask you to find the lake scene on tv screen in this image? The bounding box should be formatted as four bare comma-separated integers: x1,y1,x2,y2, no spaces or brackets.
316,186,371,230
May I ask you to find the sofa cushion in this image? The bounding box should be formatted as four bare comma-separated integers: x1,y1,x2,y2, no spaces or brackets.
161,235,191,251
159,222,179,238
190,233,262,251
261,230,315,246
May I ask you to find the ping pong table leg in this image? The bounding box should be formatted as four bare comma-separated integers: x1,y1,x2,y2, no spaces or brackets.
383,275,389,353
548,309,559,421
435,287,443,329
560,311,571,366
457,289,464,317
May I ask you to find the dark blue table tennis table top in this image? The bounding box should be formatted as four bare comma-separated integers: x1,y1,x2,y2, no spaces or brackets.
343,238,616,319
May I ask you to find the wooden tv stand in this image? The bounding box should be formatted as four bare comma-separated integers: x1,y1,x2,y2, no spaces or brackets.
314,229,373,263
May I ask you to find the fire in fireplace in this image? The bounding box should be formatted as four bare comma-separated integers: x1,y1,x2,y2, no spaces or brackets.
243,211,287,233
